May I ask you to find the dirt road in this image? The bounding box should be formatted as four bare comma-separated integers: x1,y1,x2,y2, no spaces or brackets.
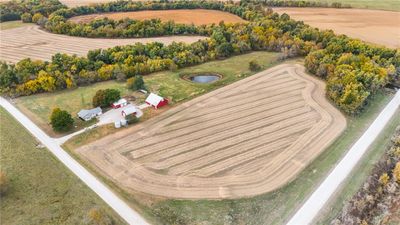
76,64,346,199
273,7,400,48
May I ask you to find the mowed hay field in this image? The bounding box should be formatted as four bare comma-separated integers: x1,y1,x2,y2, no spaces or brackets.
77,64,346,199
273,8,400,48
0,25,205,63
69,9,246,25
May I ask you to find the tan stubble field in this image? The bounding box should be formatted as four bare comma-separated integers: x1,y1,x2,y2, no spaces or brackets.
273,7,400,48
76,64,346,199
68,9,246,25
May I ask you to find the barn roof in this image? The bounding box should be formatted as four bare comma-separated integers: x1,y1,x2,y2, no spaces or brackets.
145,93,163,106
77,107,102,119
113,98,127,105
122,104,137,116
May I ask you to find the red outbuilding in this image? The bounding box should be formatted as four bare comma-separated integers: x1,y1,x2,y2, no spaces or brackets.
145,93,168,109
112,98,128,109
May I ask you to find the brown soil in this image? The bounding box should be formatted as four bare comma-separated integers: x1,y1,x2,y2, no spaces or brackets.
76,64,346,199
0,25,205,63
273,7,400,49
69,9,246,25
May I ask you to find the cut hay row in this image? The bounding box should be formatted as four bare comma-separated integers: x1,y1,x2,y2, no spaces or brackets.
0,25,205,63
77,64,346,199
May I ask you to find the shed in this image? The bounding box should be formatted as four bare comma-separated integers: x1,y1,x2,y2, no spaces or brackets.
145,93,168,109
112,98,128,108
121,104,137,117
77,107,102,121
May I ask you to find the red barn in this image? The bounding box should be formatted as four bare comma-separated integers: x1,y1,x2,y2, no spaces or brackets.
145,93,168,109
112,98,128,109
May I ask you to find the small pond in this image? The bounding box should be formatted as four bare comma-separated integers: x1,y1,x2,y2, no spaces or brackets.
187,74,221,83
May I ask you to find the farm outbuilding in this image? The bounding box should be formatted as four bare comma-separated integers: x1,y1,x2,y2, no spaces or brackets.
121,104,137,117
77,107,102,121
112,98,128,108
145,93,168,109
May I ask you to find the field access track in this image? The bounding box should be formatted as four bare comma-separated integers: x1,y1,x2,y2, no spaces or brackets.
0,25,205,63
77,64,346,199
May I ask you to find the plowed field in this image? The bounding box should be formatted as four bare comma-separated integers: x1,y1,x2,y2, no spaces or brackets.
69,9,246,25
77,64,346,199
0,25,204,63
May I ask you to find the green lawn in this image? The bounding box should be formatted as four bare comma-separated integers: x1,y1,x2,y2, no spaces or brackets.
0,21,31,30
15,51,282,136
15,80,130,136
0,107,126,225
291,0,400,11
316,107,400,224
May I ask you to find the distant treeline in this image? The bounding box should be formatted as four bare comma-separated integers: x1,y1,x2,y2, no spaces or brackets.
256,0,351,8
0,0,65,22
1,0,399,115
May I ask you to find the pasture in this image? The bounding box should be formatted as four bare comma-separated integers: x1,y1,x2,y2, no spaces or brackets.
76,64,346,199
0,107,125,225
0,25,205,63
273,7,400,48
69,9,246,25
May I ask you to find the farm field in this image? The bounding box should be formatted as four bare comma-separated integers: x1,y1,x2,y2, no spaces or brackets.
0,107,125,225
69,9,246,25
0,25,205,63
76,64,346,199
273,7,400,48
288,0,400,11
15,51,281,136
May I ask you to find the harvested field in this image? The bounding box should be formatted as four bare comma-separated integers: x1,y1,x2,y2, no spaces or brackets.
0,25,205,63
273,7,400,48
69,9,246,25
77,64,346,199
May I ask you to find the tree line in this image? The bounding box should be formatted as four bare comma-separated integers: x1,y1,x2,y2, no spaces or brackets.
254,0,351,9
0,0,398,115
0,0,65,22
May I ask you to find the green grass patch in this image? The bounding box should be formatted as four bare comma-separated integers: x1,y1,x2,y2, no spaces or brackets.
316,107,400,224
15,51,283,135
0,107,126,225
0,21,31,30
291,0,400,11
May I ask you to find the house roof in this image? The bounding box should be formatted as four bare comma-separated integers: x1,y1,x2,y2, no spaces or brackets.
78,107,102,119
122,104,137,116
145,93,164,106
113,98,127,105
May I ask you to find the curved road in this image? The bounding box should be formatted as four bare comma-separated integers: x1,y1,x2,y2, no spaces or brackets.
287,90,400,225
0,97,149,225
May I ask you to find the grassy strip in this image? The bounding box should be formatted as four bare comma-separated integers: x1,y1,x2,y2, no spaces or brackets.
0,21,31,30
0,107,126,225
315,107,400,224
